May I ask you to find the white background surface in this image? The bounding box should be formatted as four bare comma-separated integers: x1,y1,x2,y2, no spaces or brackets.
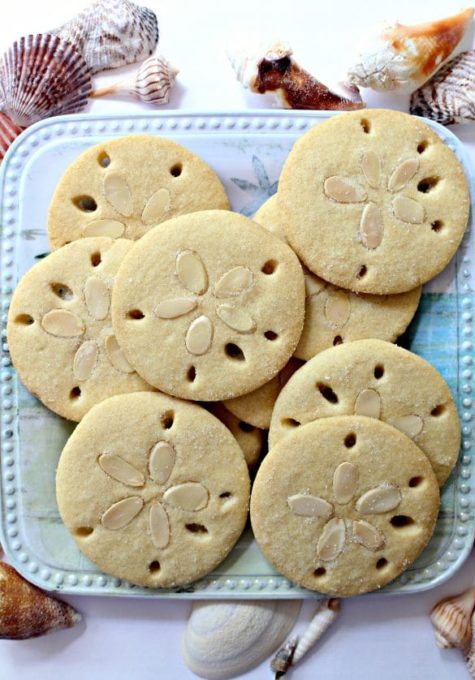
1,1,475,678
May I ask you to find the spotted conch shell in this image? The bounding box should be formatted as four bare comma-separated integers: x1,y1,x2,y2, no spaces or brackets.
0,562,81,639
0,34,91,128
0,113,23,161
348,8,474,93
228,41,364,110
410,50,475,125
430,585,475,650
90,55,178,105
51,0,159,75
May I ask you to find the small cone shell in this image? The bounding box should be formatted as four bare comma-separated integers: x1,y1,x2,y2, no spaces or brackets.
0,562,81,639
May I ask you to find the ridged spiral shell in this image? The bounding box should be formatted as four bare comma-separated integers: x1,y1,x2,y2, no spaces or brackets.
430,586,475,650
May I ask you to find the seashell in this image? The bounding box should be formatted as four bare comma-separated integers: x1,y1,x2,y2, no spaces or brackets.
466,608,475,677
51,0,159,75
0,561,81,639
0,113,23,161
228,40,364,110
271,637,298,678
348,8,474,93
183,599,301,680
293,598,341,663
0,34,91,128
430,585,475,650
410,50,475,125
90,55,178,105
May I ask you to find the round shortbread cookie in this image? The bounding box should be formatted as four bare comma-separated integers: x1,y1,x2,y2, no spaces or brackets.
48,135,230,248
206,403,264,469
7,238,152,421
251,416,440,596
269,339,460,486
254,195,421,360
223,358,303,430
111,210,306,401
56,392,250,588
279,109,470,294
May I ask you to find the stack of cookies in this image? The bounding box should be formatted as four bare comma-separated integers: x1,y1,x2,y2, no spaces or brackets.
6,109,470,596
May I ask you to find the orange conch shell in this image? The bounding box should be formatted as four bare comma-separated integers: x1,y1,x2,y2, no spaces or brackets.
348,8,474,93
0,562,81,639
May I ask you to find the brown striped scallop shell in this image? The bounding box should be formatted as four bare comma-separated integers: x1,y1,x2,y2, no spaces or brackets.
0,113,23,161
0,34,91,128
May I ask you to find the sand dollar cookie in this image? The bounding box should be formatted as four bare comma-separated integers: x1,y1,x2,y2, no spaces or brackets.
7,238,152,421
251,416,440,596
254,195,421,359
207,403,264,469
48,135,229,248
56,392,250,588
269,339,460,486
279,109,470,293
111,210,305,401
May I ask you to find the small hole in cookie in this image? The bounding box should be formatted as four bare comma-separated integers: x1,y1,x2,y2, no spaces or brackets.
15,313,34,325
127,309,144,320
219,491,232,499
75,526,93,537
313,567,326,577
90,252,102,267
431,404,445,417
238,421,254,432
225,343,245,361
431,220,444,232
374,364,384,379
409,476,423,488
170,163,182,177
185,523,208,534
261,259,277,275
50,283,73,300
344,433,356,448
187,366,196,382
390,515,415,528
333,335,343,346
376,557,388,570
417,141,428,154
98,151,111,168
357,265,367,279
70,386,81,399
149,560,161,573
317,382,338,404
264,330,278,341
73,195,97,212
417,176,439,193
161,410,175,429
360,118,371,133
281,417,301,428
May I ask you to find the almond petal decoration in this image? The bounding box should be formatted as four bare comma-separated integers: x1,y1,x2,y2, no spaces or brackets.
105,334,134,373
214,267,254,298
287,494,333,518
388,158,420,192
333,462,358,505
215,304,256,333
356,485,401,514
324,177,366,203
101,496,144,529
73,340,98,381
359,203,383,249
82,219,125,238
103,172,133,217
352,520,385,551
176,250,208,295
185,315,213,355
393,195,425,224
98,453,145,487
390,415,423,439
155,298,197,319
0,562,81,639
316,518,346,562
41,309,84,337
149,501,170,549
431,586,475,650
84,275,110,320
360,151,381,188
354,388,381,419
142,187,171,225
324,291,350,328
149,441,176,484
164,482,209,511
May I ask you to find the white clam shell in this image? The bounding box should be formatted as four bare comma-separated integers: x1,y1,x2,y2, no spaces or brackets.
183,600,301,680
